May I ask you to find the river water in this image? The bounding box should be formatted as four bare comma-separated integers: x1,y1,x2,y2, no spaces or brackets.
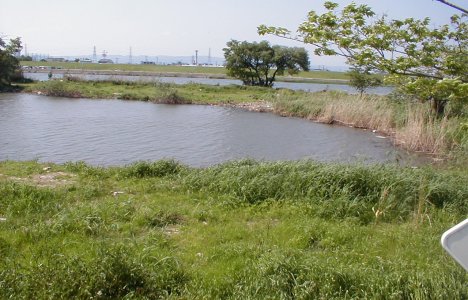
23,72,393,95
0,93,420,167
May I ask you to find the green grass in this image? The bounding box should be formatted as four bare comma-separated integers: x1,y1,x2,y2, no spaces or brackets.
23,79,281,105
0,160,467,299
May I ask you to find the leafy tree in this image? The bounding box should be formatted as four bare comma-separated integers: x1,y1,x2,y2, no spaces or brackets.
0,37,22,87
347,67,382,96
223,40,309,87
258,2,467,115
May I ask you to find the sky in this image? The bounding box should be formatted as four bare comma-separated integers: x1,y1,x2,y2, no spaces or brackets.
0,0,464,66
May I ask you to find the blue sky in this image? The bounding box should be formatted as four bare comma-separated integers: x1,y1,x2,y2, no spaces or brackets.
0,0,464,66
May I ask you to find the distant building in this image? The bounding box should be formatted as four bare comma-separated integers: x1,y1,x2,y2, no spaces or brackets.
98,58,114,64
141,61,156,65
80,58,92,63
46,57,65,62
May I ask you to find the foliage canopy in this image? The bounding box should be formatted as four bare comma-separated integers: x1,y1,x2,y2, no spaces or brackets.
223,40,309,87
0,37,22,87
258,1,467,114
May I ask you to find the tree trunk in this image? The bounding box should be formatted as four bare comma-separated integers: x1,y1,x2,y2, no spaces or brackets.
431,98,448,116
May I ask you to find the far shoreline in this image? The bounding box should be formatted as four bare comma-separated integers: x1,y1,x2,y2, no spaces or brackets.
25,68,351,85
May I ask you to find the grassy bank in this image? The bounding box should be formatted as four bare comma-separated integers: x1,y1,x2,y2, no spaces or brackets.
0,160,467,299
24,79,278,105
22,79,468,159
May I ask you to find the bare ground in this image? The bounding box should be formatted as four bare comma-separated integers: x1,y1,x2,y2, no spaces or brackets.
0,171,76,188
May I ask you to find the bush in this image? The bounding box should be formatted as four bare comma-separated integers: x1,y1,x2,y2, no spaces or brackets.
38,80,83,98
120,160,186,178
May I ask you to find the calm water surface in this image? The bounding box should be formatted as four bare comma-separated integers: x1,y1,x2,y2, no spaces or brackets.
0,93,418,166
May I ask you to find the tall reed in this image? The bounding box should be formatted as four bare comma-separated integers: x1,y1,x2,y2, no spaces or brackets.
395,106,457,154
273,91,465,156
317,94,395,132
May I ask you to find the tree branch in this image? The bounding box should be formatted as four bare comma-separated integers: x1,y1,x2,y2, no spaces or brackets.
435,0,468,14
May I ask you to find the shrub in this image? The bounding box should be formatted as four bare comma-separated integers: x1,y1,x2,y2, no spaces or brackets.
120,160,185,178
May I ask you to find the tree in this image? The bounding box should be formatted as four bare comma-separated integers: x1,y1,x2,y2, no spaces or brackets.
223,40,309,87
347,67,382,96
258,2,467,115
0,37,22,87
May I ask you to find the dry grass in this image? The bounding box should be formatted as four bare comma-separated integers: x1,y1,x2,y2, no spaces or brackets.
316,95,395,132
284,93,460,155
395,106,457,154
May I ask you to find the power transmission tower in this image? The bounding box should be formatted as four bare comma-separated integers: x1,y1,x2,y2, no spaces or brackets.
129,47,133,64
93,46,97,63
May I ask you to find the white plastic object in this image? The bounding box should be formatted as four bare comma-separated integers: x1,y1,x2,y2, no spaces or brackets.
441,218,468,271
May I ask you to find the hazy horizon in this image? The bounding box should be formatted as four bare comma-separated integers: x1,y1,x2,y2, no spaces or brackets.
1,0,464,66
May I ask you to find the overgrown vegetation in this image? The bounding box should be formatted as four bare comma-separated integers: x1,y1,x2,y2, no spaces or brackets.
273,89,468,156
0,160,467,299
